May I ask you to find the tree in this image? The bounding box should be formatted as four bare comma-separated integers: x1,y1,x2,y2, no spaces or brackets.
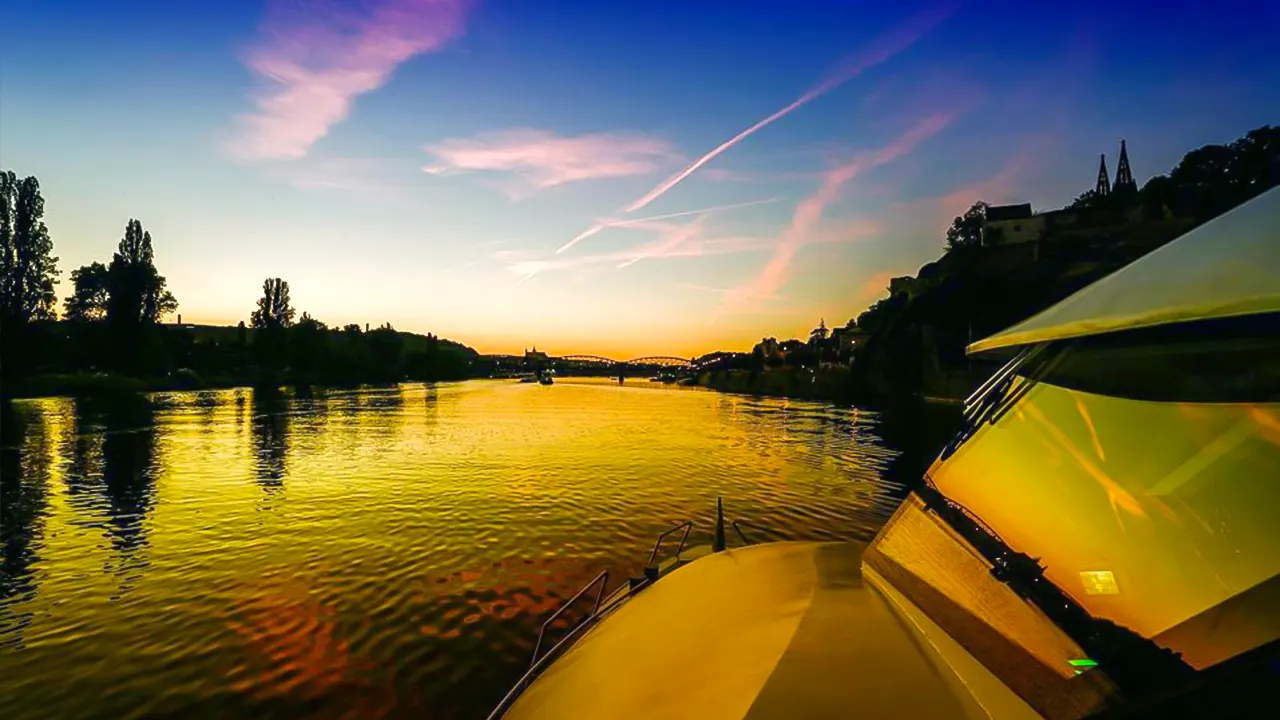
367,323,404,381
808,319,829,346
0,171,60,322
64,262,110,322
1070,190,1102,210
251,278,295,330
1160,125,1280,220
944,201,987,251
290,311,328,382
107,219,178,326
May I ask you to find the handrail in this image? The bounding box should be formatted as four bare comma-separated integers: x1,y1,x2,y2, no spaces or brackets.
530,570,609,668
731,519,768,546
487,601,607,720
647,520,693,565
488,574,649,720
490,518,693,719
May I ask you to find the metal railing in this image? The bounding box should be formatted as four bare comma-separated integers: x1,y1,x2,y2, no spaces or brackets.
731,519,769,546
647,520,693,565
487,587,618,720
488,518,695,719
530,570,610,668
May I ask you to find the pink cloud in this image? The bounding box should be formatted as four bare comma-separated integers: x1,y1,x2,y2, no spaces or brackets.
422,129,679,191
901,131,1051,233
227,0,468,162
856,270,899,303
702,168,755,182
719,110,961,313
620,3,957,215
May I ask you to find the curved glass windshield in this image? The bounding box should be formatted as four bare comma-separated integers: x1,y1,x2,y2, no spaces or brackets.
929,372,1280,671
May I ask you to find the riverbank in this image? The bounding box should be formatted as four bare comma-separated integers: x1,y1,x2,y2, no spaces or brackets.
694,366,965,408
2,371,250,399
696,367,854,404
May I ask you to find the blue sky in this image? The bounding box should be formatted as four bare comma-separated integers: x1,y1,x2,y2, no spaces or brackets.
2,0,1278,356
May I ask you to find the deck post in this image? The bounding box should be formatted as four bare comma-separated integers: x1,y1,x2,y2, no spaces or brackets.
713,497,726,552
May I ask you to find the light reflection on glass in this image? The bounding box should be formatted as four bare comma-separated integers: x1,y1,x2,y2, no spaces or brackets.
930,382,1280,669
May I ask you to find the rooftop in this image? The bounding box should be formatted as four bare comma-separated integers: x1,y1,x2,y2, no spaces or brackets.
986,203,1033,222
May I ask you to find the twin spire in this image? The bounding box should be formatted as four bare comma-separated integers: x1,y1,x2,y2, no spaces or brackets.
1095,140,1137,197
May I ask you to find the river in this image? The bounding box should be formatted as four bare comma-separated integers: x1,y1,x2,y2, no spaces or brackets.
0,378,941,719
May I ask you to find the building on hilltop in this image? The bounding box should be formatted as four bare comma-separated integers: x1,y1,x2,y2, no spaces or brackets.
982,203,1044,246
1092,140,1139,200
829,324,867,359
889,275,922,298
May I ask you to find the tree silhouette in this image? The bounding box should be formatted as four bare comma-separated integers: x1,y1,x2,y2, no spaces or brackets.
107,219,178,326
251,278,295,330
64,262,110,322
944,201,987,251
367,323,404,382
0,171,60,323
290,311,327,383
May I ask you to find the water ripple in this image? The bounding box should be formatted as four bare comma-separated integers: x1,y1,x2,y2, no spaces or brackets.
0,379,915,719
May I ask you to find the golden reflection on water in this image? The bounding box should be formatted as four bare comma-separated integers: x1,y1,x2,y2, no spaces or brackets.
930,382,1280,668
0,379,901,719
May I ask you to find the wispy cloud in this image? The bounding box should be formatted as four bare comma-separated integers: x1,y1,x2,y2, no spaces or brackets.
702,168,755,183
510,233,776,284
422,129,679,192
558,197,782,254
266,156,408,199
719,110,961,313
226,0,468,162
617,217,708,269
856,271,899,303
619,4,957,215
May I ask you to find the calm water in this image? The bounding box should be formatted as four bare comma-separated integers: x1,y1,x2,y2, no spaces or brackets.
1,379,916,719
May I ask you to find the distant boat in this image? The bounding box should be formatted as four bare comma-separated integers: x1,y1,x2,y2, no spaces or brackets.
518,374,537,384
538,371,554,385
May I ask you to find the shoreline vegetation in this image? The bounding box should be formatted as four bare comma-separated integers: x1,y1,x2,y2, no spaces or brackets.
3,126,1277,410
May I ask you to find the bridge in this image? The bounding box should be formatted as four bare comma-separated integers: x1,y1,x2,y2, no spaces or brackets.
555,355,693,368
481,353,697,377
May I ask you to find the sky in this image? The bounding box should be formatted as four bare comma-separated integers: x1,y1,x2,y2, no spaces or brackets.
2,0,1278,358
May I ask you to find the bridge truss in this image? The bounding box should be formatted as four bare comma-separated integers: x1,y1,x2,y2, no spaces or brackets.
555,355,692,368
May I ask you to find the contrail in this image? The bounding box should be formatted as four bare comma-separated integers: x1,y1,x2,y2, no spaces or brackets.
617,217,707,269
622,4,957,215
556,197,781,254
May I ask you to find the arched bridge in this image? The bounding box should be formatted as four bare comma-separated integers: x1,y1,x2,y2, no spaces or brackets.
556,355,693,368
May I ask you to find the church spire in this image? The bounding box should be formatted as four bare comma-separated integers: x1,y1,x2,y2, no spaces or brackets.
1095,153,1111,196
1114,139,1136,194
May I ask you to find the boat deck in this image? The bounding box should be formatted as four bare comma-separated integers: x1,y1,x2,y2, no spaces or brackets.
505,541,1043,719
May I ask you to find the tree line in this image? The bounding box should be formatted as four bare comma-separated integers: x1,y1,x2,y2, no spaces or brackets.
1,172,479,396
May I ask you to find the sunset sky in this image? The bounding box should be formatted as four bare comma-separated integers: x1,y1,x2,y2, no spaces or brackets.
2,0,1278,357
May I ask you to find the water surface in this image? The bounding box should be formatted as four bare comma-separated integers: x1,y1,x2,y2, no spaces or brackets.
1,379,909,719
